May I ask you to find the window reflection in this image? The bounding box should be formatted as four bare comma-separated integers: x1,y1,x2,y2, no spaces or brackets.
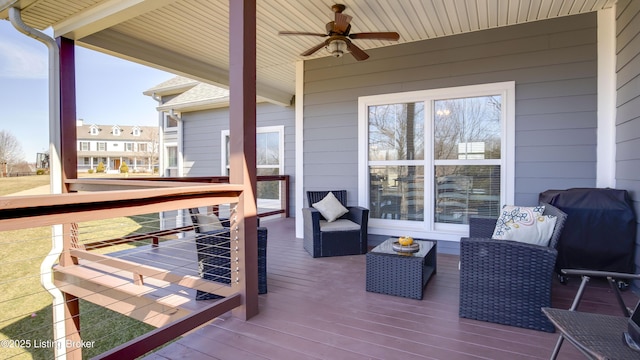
434,96,501,160
370,166,424,221
369,103,424,161
435,165,500,224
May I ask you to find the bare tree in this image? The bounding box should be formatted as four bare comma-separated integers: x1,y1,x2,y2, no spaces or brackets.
368,103,425,161
138,128,160,173
433,96,501,162
0,130,24,177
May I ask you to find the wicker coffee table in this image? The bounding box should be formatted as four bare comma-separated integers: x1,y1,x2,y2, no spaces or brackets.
366,238,437,300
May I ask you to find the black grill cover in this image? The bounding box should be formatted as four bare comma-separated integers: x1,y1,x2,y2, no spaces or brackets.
539,188,636,274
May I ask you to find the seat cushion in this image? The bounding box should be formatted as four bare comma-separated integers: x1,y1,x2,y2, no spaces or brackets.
319,219,361,232
194,213,224,232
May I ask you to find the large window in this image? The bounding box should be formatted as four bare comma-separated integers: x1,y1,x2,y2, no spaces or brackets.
359,82,514,234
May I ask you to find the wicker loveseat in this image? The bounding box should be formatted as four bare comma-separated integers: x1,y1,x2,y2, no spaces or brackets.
189,208,267,299
459,203,567,332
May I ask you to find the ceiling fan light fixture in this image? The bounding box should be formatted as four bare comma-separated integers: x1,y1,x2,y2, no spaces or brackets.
327,39,347,57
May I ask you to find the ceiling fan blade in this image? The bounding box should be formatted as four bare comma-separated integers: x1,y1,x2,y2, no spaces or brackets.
334,13,352,33
279,31,328,37
346,41,369,61
349,32,400,41
301,41,328,56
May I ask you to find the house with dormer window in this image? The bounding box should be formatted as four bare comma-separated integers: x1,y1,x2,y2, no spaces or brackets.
76,119,159,173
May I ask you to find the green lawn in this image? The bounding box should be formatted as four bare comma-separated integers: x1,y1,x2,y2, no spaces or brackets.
0,172,157,197
0,175,166,359
0,175,49,196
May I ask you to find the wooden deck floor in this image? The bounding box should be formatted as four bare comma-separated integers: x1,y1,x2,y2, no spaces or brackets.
143,217,638,360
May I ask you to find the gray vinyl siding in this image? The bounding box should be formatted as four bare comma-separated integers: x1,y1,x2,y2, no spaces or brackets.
182,110,228,176
615,0,640,277
303,13,598,208
181,103,296,216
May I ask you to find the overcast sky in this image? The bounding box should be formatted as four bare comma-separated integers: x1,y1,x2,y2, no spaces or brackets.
0,20,173,162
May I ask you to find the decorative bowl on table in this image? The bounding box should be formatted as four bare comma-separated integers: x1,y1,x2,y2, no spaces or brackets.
392,236,419,253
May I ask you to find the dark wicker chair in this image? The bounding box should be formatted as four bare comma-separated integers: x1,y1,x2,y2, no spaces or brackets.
302,190,369,258
459,203,567,332
189,208,267,300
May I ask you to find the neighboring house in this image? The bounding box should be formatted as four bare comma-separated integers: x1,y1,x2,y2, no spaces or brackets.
143,76,296,217
76,119,159,173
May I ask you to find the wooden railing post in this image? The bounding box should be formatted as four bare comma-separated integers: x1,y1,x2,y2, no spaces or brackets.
283,175,290,218
228,0,259,320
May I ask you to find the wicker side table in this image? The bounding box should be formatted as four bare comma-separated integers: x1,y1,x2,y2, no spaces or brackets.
366,238,437,300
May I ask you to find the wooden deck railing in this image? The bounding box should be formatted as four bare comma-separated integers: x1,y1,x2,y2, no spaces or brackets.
114,175,291,218
0,179,255,359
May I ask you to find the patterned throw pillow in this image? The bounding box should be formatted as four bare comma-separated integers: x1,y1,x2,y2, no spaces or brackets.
492,205,557,246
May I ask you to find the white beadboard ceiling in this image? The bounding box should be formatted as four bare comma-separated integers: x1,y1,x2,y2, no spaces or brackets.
1,0,616,105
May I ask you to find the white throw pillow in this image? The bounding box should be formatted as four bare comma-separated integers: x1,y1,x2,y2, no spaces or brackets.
312,192,349,222
492,205,557,246
195,213,224,232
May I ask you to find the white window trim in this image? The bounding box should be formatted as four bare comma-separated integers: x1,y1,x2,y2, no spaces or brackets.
220,125,285,175
358,81,515,241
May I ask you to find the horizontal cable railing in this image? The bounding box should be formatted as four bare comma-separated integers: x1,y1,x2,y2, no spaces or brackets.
0,180,251,359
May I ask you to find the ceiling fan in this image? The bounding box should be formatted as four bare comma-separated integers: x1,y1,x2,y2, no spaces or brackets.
278,4,400,61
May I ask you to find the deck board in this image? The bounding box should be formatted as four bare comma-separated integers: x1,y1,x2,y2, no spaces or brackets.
141,217,638,359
